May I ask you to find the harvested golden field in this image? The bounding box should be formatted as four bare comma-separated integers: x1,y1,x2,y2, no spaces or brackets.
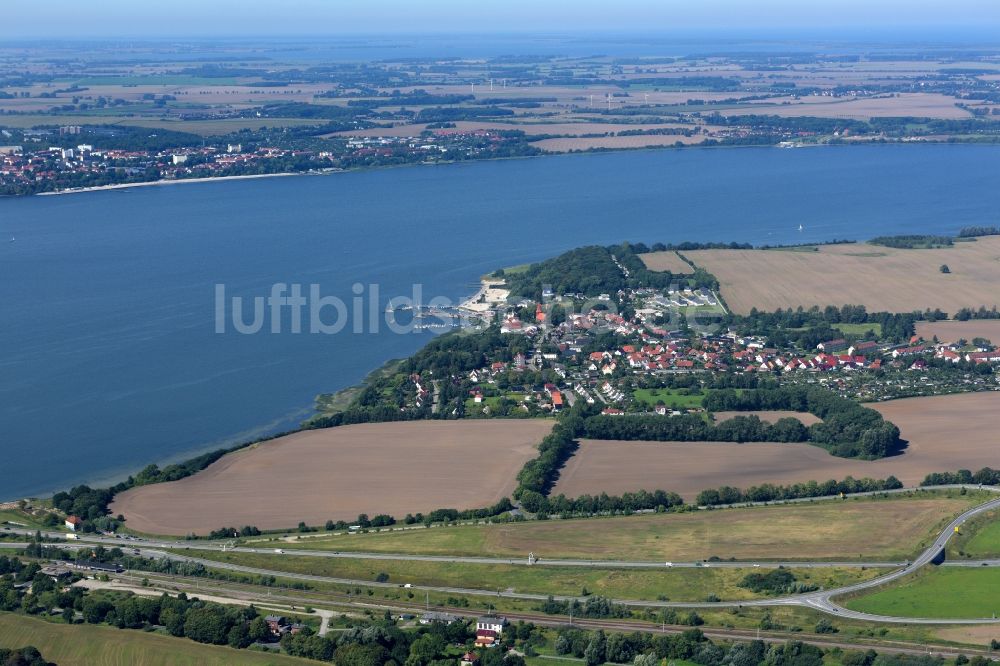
717,93,969,120
332,121,697,138
533,134,706,152
712,410,821,425
111,420,552,536
640,250,693,274
915,319,1000,344
685,237,1000,314
281,493,975,562
553,393,1000,500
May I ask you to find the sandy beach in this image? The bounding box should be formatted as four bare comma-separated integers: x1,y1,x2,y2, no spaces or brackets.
36,171,307,196
458,279,510,313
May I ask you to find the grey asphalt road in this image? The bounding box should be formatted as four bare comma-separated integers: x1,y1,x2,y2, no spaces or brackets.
7,485,1000,623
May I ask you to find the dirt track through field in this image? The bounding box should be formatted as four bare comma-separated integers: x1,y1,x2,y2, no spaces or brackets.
553,393,1000,499
112,420,552,535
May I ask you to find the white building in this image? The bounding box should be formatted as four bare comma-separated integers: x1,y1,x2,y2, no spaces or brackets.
476,616,507,635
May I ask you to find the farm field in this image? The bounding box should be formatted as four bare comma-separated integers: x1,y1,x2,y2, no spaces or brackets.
683,237,1000,314
110,420,552,536
187,550,879,602
0,612,312,666
639,251,694,274
915,319,1000,344
717,92,970,119
842,568,1000,619
333,121,699,138
532,134,707,152
273,492,977,561
553,393,1000,500
0,114,325,135
711,411,821,425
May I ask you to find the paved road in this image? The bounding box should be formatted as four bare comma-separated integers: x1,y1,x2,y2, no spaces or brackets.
7,485,1000,623
125,491,1000,623
95,569,1000,661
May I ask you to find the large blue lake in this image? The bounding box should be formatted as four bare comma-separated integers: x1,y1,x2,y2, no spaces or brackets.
2,144,1000,499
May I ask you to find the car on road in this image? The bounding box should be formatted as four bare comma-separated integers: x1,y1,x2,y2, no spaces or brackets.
274,549,284,554
664,562,673,567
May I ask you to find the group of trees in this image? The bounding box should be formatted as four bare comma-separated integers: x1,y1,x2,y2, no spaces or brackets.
0,646,52,666
583,413,811,446
739,568,817,595
869,234,954,249
504,246,630,301
730,304,933,345
703,386,904,459
957,225,1000,238
3,553,279,650
519,488,684,516
514,414,580,498
584,394,902,459
695,475,903,506
501,242,724,303
922,468,1000,486
556,626,710,666
954,306,1000,321
539,595,634,620
554,626,957,666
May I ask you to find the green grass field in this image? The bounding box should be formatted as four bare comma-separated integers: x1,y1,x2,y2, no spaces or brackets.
832,322,883,337
0,612,311,666
268,492,981,563
0,508,54,531
949,508,1000,559
843,567,1000,619
186,550,879,603
632,388,706,408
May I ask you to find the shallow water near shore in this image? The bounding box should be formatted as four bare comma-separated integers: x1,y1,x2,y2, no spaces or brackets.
2,144,1000,499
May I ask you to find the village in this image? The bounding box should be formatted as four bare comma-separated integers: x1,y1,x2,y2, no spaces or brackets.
402,280,1000,419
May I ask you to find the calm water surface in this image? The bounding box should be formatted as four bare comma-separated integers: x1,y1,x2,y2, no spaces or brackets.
2,144,1000,498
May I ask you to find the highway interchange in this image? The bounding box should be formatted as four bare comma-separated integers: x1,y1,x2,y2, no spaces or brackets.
6,486,1000,626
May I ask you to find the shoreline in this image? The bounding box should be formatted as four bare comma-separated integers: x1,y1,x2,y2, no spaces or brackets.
35,171,308,196
15,138,1000,200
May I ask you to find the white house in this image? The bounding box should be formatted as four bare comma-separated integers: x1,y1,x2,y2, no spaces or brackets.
476,616,507,635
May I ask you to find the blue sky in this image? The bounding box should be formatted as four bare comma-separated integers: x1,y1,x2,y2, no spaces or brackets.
5,0,1000,38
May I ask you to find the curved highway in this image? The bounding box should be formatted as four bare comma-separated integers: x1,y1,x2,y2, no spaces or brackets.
7,485,1000,623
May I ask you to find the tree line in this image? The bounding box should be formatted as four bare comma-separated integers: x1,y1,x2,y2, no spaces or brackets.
695,475,903,506
703,386,904,459
729,304,935,345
